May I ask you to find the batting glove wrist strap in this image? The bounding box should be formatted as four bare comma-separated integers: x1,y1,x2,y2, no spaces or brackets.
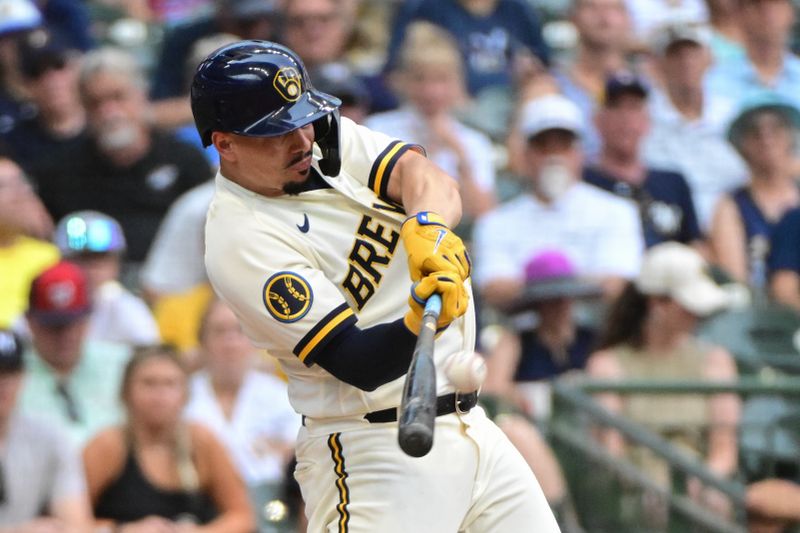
400,211,471,283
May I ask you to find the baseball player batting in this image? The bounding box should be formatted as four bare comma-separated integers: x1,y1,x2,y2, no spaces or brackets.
192,40,559,532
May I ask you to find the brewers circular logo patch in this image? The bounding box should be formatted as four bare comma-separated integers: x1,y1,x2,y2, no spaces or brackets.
263,272,312,323
274,67,302,102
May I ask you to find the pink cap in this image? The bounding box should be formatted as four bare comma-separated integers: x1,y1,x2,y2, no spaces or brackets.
524,250,578,282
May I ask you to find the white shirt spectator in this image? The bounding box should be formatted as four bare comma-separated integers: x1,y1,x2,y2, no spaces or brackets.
184,370,300,486
140,180,214,295
643,88,747,232
364,106,496,194
87,280,160,346
0,414,86,525
473,182,644,287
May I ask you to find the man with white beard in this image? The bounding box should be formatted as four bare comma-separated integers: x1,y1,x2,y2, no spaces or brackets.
31,47,212,265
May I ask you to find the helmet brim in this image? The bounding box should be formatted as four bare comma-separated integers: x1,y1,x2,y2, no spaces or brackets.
241,89,341,138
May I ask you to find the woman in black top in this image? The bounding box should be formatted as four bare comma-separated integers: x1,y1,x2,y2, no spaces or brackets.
83,345,255,533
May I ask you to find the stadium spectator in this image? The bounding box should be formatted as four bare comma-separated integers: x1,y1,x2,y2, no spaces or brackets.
642,23,747,232
311,61,372,124
279,0,398,115
585,72,702,248
279,0,355,71
705,0,745,61
36,0,94,52
149,0,278,128
140,180,213,301
83,345,255,532
586,242,740,510
19,261,131,447
184,298,299,530
482,250,602,421
366,21,496,229
709,99,800,288
0,0,42,136
0,157,57,329
473,93,643,309
171,32,237,167
705,0,800,119
553,0,633,161
384,0,550,98
2,30,86,175
768,207,800,311
31,47,213,264
0,329,92,532
54,210,160,346
623,0,708,46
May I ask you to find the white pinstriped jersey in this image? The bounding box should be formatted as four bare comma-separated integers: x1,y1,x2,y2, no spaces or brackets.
205,117,476,419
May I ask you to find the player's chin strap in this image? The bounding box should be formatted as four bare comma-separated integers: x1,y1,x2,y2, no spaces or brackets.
313,109,341,177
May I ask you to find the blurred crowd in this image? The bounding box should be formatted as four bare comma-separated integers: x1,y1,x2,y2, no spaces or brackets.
2,0,800,531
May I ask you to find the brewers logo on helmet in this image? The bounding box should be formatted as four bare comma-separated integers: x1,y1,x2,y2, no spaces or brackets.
190,40,343,175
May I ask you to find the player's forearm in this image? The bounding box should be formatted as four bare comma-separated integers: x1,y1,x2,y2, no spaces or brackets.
391,151,462,227
313,319,417,391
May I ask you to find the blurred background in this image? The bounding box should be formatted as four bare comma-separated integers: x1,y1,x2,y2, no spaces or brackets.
3,0,800,531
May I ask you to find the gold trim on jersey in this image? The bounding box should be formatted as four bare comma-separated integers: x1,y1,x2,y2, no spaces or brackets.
368,140,412,202
293,303,356,364
327,432,350,533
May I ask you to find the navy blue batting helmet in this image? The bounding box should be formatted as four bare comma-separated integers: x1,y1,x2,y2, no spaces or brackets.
191,41,342,173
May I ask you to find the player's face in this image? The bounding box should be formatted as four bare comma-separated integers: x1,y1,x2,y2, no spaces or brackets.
201,300,255,383
217,125,316,197
124,357,187,428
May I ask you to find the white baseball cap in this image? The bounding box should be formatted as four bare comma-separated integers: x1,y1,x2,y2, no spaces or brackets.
635,242,731,317
650,22,711,56
518,93,584,141
0,0,41,36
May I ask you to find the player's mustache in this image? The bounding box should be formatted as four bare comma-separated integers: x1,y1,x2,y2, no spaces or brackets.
286,150,313,169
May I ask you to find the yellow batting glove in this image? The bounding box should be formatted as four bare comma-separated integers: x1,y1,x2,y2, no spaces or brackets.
400,211,471,282
403,271,469,334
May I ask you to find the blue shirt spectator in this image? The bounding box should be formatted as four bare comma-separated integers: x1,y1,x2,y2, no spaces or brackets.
584,167,702,247
515,326,595,382
385,0,550,96
769,207,800,311
704,0,800,127
768,207,800,274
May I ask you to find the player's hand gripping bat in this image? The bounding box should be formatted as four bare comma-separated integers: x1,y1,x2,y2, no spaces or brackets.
398,293,441,457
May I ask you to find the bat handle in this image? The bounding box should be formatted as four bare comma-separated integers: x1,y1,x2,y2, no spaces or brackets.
423,293,442,320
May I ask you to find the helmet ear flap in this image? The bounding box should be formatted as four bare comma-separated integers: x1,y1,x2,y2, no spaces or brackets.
314,109,341,177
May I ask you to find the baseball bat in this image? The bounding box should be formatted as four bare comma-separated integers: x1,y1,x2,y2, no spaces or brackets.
398,293,441,458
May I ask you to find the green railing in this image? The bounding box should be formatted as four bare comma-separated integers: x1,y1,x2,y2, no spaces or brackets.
549,379,784,533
